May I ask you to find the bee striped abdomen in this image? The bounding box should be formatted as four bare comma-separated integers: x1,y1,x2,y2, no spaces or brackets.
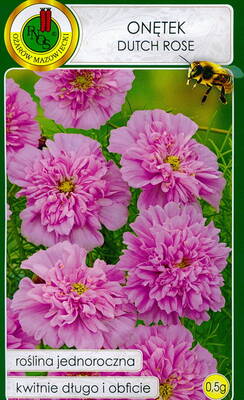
213,74,233,93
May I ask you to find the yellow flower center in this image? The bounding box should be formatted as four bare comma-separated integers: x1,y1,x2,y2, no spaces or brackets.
157,383,173,400
175,259,190,269
58,179,75,193
71,283,88,295
72,71,94,90
164,155,181,171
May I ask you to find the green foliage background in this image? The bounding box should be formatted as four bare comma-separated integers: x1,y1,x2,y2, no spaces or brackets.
6,69,232,397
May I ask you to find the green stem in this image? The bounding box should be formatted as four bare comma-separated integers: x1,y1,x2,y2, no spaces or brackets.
87,252,94,267
57,123,65,132
222,307,232,319
198,126,231,135
107,122,119,129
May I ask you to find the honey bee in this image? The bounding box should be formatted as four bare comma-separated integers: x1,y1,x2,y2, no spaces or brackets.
180,56,233,104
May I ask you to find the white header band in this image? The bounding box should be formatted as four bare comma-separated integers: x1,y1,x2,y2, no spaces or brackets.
66,4,233,65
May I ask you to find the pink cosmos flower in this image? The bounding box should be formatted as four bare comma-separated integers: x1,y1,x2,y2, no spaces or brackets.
118,202,230,325
106,325,217,400
108,110,225,210
8,133,131,250
7,298,38,349
6,79,40,163
12,241,136,349
34,69,135,130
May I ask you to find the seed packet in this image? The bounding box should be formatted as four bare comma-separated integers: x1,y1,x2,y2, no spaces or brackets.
2,1,243,399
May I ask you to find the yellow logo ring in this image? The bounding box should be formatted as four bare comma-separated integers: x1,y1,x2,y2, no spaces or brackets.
4,0,79,71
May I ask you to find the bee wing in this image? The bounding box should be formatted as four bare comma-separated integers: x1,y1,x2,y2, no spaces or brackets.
227,65,244,79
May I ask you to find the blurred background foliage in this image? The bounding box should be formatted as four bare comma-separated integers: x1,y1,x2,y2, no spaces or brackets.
6,69,232,396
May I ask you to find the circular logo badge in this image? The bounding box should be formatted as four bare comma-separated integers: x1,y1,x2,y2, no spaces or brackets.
203,374,230,399
4,0,79,71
